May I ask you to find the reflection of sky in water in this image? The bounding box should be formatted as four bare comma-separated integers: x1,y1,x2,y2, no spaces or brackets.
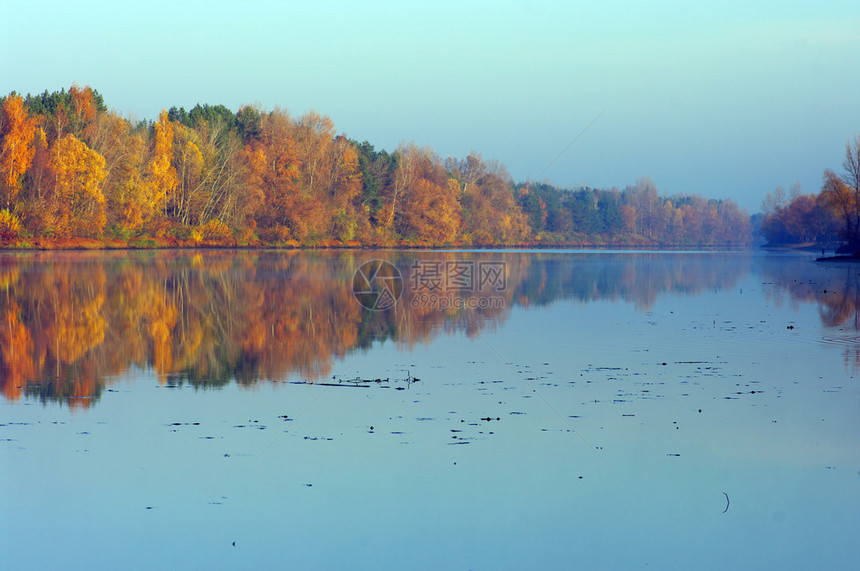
2,250,859,569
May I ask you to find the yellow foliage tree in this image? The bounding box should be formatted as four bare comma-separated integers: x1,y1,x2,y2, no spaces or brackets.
147,109,178,217
458,158,529,245
49,133,107,237
400,178,461,243
0,208,22,242
173,130,205,225
89,112,151,233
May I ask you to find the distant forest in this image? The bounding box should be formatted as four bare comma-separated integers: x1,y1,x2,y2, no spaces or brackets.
0,84,756,248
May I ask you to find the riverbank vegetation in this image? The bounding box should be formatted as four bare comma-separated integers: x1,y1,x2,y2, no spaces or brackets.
0,85,753,248
759,137,860,249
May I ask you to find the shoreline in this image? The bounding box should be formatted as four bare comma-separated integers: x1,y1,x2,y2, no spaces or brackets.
1,241,757,252
816,254,860,262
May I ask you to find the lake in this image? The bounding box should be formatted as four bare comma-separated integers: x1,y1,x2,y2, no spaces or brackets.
1,249,858,569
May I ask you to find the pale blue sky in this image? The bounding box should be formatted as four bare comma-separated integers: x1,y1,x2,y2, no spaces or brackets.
2,0,858,211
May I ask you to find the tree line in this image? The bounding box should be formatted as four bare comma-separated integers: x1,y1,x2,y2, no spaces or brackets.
0,84,752,247
759,137,860,247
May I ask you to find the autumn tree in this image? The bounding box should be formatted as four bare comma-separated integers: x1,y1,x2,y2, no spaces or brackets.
821,169,855,240
391,144,460,243
659,199,679,239
67,84,100,144
89,111,150,233
194,120,260,229
291,111,337,239
326,136,366,241
0,94,39,208
252,109,302,240
381,144,417,236
170,121,205,225
454,153,528,244
714,198,753,245
251,111,365,242
49,134,107,237
147,109,178,219
24,128,50,200
12,127,53,236
620,204,637,235
625,178,659,238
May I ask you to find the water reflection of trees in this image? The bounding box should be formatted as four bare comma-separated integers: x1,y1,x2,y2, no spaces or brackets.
760,255,860,370
512,252,749,312
1,250,749,407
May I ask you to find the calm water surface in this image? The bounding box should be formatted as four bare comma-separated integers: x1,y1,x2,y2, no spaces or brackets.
1,249,858,569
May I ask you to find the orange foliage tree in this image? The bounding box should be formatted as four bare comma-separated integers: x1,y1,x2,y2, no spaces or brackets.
68,84,99,144
454,153,529,244
0,95,39,208
252,109,303,240
392,143,461,243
